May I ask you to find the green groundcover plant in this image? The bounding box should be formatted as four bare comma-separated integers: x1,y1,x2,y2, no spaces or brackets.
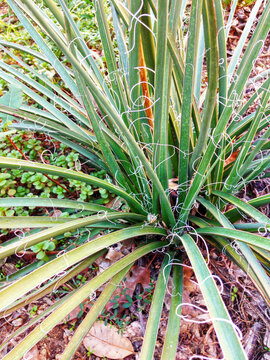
0,0,269,359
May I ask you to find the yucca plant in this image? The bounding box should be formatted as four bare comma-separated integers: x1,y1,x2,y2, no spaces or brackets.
0,0,269,358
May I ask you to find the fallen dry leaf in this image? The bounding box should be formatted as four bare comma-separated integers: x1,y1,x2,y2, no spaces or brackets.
169,177,179,190
11,318,24,327
50,210,63,218
83,321,134,359
106,266,150,312
105,248,123,262
224,150,239,166
129,266,151,290
62,301,91,323
124,321,143,339
24,346,41,360
181,268,207,318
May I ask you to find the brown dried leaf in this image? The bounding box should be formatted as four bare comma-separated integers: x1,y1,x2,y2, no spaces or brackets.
129,266,150,290
50,210,62,218
96,258,111,273
24,346,41,360
63,306,83,323
224,150,240,166
169,177,179,190
183,268,198,293
105,248,123,262
62,302,91,323
124,321,143,339
106,266,150,312
83,321,134,359
3,262,17,276
11,318,23,326
181,268,203,318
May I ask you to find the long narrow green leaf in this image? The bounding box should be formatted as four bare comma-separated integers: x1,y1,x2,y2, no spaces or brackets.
0,105,93,143
28,24,174,224
225,194,270,222
225,0,237,38
111,4,129,81
128,0,141,139
70,68,136,194
0,40,50,63
194,23,204,104
179,0,270,224
224,80,270,189
0,213,148,259
46,134,107,171
0,217,128,229
0,216,71,228
43,0,107,86
215,0,227,115
0,294,70,353
0,254,103,318
227,111,270,141
178,0,203,209
196,196,270,303
0,226,166,311
163,0,182,177
239,127,270,181
190,0,218,169
224,118,270,166
124,1,156,203
61,266,132,360
205,0,226,192
227,0,264,85
14,0,66,43
0,114,95,154
234,223,270,232
228,0,270,96
161,262,183,360
153,0,169,191
0,157,145,213
14,0,123,131
110,0,129,27
0,53,87,121
0,84,22,124
0,198,112,212
140,1,155,87
179,234,247,359
94,0,129,121
167,31,202,137
46,0,116,108
196,227,270,251
7,0,175,225
241,157,270,187
5,0,79,99
3,123,106,171
140,253,171,360
189,214,270,304
212,190,270,224
236,77,270,118
0,70,91,142
2,240,165,360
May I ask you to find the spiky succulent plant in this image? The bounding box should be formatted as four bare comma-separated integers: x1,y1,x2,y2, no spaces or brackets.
0,0,269,359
